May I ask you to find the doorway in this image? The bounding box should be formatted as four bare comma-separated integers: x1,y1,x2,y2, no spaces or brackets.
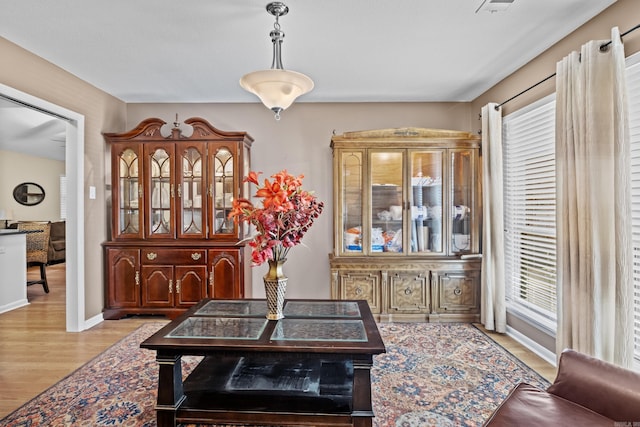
0,83,85,332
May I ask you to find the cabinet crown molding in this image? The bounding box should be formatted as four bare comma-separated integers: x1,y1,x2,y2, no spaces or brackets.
332,127,479,141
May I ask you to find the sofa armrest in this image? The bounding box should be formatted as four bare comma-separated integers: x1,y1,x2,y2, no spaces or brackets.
547,349,640,422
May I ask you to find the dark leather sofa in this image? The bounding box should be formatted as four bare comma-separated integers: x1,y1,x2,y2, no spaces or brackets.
484,349,640,426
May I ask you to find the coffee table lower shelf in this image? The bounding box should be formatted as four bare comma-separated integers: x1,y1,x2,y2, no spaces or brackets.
173,354,361,426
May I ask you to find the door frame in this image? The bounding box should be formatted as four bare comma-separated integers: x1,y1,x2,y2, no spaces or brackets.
0,83,85,332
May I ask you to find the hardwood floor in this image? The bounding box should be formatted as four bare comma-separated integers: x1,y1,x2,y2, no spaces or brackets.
0,263,168,417
0,264,557,419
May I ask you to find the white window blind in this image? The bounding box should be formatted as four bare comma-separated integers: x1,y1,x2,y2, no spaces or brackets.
626,51,640,367
502,95,557,331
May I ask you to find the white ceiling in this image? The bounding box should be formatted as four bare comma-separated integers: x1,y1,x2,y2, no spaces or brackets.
0,0,618,160
0,0,617,104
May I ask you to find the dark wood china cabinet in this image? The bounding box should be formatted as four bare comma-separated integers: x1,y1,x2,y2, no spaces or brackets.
102,117,253,319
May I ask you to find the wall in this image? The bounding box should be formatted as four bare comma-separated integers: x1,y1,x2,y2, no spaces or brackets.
470,0,640,356
126,102,474,299
0,149,64,223
0,36,127,319
472,0,640,116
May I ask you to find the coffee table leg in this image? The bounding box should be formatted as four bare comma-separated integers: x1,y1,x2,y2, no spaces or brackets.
155,352,184,427
352,356,374,427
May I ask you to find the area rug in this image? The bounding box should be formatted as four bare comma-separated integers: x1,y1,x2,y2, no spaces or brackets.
0,322,550,427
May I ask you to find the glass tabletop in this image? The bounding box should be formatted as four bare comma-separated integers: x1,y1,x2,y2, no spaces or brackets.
194,300,361,318
283,301,361,318
271,319,367,342
166,317,268,340
195,300,267,317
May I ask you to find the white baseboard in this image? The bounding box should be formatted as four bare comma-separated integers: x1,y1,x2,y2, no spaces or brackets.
81,312,104,330
506,325,557,367
0,299,29,314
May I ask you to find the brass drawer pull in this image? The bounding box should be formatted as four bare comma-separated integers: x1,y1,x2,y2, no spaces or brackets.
404,288,413,295
191,252,202,261
146,252,157,260
453,287,462,296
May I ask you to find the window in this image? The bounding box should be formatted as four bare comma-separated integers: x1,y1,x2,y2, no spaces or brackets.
502,95,557,332
626,51,640,367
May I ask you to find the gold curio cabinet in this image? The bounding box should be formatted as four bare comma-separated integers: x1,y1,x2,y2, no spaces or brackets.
330,128,482,322
102,117,253,319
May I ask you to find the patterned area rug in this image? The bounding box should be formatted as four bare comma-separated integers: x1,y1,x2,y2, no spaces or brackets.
0,322,550,426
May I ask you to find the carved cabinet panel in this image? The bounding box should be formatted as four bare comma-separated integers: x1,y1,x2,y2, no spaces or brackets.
333,270,382,314
433,270,480,313
388,271,429,313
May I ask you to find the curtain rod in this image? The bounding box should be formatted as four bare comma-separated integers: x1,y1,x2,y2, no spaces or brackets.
495,23,640,111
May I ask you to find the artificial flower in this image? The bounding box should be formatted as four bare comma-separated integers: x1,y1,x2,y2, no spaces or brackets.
229,169,324,266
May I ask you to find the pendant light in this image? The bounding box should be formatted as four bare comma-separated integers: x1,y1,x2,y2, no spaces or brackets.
240,2,314,120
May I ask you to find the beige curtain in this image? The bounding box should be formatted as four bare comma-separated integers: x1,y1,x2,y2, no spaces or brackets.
555,27,633,367
481,103,506,333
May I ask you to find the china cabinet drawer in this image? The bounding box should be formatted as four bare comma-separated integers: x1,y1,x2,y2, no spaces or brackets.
142,249,206,265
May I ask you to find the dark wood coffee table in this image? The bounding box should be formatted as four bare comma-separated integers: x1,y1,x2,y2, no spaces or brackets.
140,299,386,427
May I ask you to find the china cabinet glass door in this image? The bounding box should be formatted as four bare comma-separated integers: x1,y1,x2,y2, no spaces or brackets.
450,149,474,254
117,147,142,238
147,146,174,238
212,145,235,235
340,151,363,255
409,150,444,254
370,151,403,254
178,144,206,238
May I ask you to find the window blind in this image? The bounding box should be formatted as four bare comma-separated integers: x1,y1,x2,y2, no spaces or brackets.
502,95,557,330
626,51,640,366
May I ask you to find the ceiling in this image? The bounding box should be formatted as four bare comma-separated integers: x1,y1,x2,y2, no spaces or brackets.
0,0,617,160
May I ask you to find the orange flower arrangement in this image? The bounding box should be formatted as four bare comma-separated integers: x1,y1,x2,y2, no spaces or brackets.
229,170,324,266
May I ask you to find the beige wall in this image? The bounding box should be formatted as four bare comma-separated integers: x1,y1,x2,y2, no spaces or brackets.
0,150,64,222
471,0,640,116
125,102,474,299
0,37,126,319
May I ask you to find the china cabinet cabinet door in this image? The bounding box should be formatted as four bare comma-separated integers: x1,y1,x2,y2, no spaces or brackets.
208,249,241,298
144,144,176,239
432,270,480,313
388,270,430,313
112,144,143,240
105,248,140,308
177,142,207,239
409,150,445,254
450,149,476,255
370,150,404,254
174,265,208,307
209,144,237,238
141,265,173,307
335,270,382,314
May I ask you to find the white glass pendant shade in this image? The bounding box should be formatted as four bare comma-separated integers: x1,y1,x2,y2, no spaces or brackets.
240,69,313,117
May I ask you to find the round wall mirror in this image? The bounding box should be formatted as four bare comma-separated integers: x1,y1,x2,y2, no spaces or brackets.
13,182,46,206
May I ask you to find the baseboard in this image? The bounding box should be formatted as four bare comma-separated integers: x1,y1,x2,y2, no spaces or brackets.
506,325,557,367
82,312,104,330
0,299,29,314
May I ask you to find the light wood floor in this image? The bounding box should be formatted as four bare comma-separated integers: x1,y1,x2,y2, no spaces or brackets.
0,264,557,418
